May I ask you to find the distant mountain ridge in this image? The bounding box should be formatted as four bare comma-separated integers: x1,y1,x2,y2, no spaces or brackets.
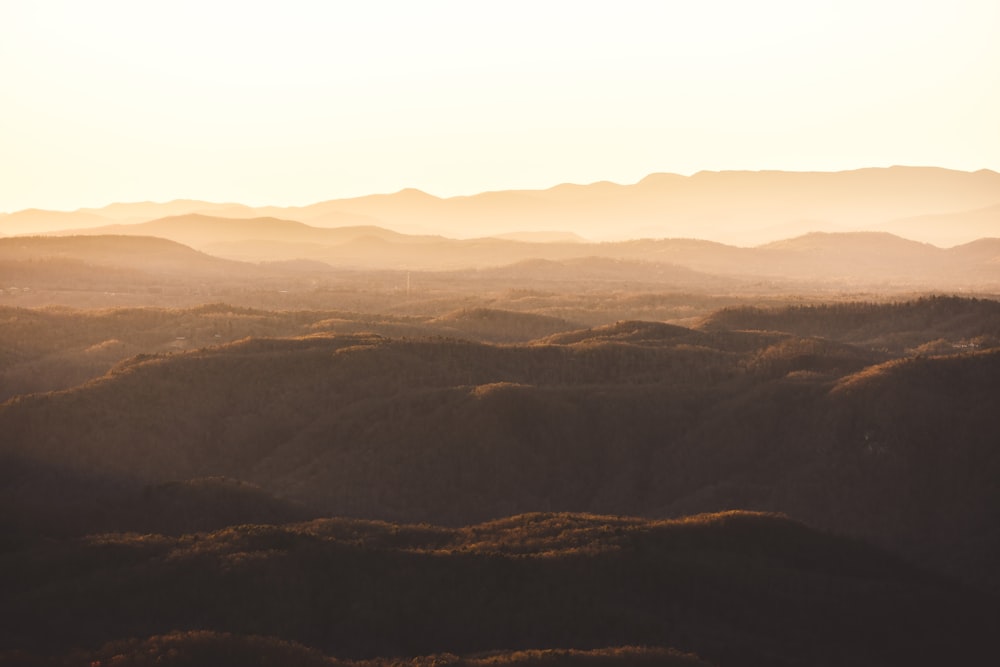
51,213,437,248
2,166,998,246
6,226,998,289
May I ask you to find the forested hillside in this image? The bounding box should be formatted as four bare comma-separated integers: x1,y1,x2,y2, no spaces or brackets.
699,296,1000,350
3,297,999,593
2,512,996,667
2,295,999,665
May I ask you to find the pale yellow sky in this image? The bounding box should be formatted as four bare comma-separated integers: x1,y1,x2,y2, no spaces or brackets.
1,0,998,213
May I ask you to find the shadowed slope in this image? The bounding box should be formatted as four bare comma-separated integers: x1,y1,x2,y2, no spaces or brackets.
18,633,710,667
697,296,1000,351
1,512,993,666
2,305,999,588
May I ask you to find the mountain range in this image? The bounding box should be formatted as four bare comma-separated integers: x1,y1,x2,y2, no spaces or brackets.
4,225,999,291
3,166,998,246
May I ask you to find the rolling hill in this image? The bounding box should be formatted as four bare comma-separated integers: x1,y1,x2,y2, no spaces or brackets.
3,297,999,590
2,296,999,666
49,214,432,249
0,234,263,279
1,511,995,666
13,216,1000,290
698,296,1000,350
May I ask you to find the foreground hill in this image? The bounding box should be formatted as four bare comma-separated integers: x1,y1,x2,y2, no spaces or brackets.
27,635,709,667
3,297,999,590
1,512,995,666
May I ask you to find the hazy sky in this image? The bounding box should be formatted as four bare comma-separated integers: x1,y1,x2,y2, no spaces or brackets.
2,0,998,212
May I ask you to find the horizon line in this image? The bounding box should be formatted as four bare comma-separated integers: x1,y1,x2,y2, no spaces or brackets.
3,164,998,216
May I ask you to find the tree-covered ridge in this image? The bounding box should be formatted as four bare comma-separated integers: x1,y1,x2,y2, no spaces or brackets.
0,304,585,400
2,512,993,667
3,303,999,591
2,295,999,666
698,295,1000,351
6,632,710,667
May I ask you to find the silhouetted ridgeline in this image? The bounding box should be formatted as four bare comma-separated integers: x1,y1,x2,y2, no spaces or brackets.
6,166,1000,246
1,512,995,666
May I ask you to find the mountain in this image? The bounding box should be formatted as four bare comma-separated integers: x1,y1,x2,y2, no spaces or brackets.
256,166,1000,245
753,231,942,281
0,208,115,235
312,166,1000,244
0,235,312,311
7,167,1000,245
599,232,1000,288
0,234,265,280
28,213,1000,288
44,215,535,269
949,237,1000,263
79,199,258,222
876,202,1000,247
50,213,427,249
4,228,1000,318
